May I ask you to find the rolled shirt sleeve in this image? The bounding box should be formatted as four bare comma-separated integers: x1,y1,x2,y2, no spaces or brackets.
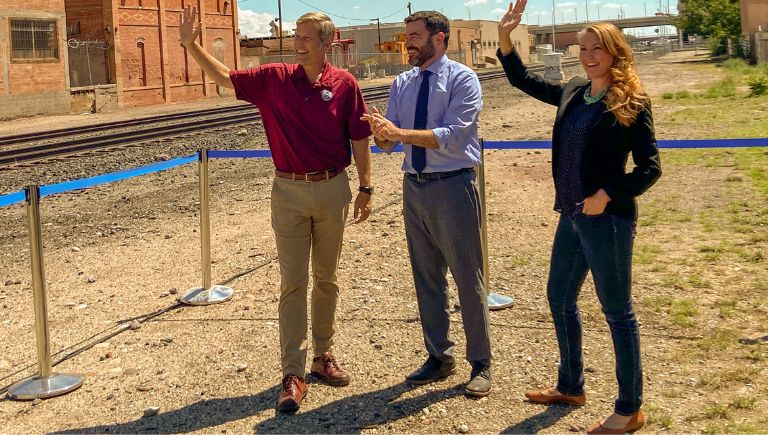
431,70,483,152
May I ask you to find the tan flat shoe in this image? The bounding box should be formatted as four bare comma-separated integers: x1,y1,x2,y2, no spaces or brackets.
586,409,646,434
524,386,586,406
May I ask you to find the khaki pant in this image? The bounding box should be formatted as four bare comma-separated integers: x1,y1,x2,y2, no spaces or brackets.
270,171,351,377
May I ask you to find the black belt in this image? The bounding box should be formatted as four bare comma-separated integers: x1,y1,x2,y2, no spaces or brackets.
406,167,474,181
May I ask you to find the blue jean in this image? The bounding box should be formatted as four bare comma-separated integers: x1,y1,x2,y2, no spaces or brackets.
547,213,643,415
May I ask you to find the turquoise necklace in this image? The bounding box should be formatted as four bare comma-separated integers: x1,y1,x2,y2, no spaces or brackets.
583,84,608,104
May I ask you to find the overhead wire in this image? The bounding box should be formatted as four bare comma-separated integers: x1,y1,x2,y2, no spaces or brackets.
293,0,409,22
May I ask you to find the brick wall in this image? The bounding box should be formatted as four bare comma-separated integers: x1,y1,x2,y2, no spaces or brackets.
0,2,69,117
114,0,239,107
65,0,104,40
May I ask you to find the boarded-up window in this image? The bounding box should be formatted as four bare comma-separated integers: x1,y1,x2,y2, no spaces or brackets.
11,19,59,60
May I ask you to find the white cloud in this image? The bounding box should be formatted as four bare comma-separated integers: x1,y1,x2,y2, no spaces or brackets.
464,0,488,6
353,5,360,9
238,8,295,38
495,0,504,3
491,7,506,14
589,0,601,4
556,2,578,7
603,3,623,9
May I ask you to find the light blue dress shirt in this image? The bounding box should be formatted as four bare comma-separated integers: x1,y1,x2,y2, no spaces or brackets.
384,55,483,173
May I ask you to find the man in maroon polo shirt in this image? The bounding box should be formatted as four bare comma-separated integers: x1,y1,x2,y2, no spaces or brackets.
179,7,373,413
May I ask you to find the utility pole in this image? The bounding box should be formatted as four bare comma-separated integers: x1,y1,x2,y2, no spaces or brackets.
408,2,412,15
278,0,283,55
585,2,589,22
371,18,381,52
551,0,556,51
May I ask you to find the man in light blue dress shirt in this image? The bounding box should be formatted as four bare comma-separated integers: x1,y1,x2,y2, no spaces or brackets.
361,10,493,397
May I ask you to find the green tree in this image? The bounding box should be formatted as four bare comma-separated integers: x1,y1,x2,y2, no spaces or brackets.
676,0,741,55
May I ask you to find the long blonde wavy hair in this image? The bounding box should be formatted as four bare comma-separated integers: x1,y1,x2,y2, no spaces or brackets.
578,23,649,127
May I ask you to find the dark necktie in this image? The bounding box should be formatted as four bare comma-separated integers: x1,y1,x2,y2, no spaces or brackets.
412,70,431,173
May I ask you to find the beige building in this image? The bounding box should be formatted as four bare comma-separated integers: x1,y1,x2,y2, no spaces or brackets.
336,19,529,72
451,19,530,67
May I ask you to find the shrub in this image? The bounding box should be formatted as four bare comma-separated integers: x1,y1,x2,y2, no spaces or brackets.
747,74,768,96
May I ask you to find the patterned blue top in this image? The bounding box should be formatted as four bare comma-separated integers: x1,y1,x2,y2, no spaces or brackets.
555,89,606,216
384,55,483,173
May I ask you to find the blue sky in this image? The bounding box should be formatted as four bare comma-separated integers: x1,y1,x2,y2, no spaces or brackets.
237,0,679,37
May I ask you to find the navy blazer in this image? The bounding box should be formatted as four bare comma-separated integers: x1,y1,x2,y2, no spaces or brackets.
497,49,662,219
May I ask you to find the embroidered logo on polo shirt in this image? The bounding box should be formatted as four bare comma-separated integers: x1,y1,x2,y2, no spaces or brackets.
321,89,333,102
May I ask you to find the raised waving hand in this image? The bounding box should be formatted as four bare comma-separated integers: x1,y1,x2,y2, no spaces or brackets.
498,0,527,55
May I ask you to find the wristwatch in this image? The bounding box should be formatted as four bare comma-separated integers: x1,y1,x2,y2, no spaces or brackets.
358,185,374,195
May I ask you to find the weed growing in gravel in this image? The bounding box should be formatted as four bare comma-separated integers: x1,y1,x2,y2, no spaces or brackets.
698,366,761,390
713,299,737,317
697,328,739,352
703,403,731,419
644,403,673,429
730,396,757,410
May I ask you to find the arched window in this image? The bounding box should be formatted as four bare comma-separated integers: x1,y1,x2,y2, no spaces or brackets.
137,40,147,86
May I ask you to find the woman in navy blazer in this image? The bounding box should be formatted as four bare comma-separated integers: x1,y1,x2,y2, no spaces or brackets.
497,1,661,434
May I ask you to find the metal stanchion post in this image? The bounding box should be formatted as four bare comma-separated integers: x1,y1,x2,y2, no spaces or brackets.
478,140,515,310
179,148,234,305
8,186,83,400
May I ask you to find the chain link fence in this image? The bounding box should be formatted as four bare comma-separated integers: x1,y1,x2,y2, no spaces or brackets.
242,50,467,79
67,39,111,88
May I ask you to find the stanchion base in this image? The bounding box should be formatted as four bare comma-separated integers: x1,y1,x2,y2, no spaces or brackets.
8,373,84,400
179,285,234,306
488,293,515,311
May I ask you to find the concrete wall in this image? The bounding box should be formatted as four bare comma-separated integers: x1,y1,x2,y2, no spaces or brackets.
0,2,70,117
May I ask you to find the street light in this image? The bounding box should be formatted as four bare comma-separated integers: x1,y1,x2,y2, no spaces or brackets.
370,18,381,53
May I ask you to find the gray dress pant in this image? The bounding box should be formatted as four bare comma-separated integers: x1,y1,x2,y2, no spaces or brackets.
402,169,493,364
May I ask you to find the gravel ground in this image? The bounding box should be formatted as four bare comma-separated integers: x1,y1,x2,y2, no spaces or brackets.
0,51,764,434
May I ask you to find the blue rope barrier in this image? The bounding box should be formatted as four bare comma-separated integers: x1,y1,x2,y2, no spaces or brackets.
209,146,406,159
208,149,272,159
39,154,198,198
0,190,25,208
371,144,404,153
2,137,764,208
483,138,768,150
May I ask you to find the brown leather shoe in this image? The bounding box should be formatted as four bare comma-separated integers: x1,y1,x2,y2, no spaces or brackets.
525,386,586,406
587,409,646,434
277,374,307,413
310,351,351,387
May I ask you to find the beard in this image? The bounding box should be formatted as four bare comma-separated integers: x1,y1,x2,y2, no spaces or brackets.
408,37,436,67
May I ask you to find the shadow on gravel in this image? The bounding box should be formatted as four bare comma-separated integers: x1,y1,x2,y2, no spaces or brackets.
52,386,281,434
254,382,464,434
51,382,465,434
500,404,576,434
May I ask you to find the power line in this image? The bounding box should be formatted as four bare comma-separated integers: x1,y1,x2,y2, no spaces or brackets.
293,0,408,22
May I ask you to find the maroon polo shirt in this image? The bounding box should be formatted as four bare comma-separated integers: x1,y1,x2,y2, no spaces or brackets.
230,61,371,173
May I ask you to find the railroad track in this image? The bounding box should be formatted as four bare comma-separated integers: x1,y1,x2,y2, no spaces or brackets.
0,63,577,167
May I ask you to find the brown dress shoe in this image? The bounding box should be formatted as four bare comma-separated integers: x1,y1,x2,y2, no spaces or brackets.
524,386,586,406
310,351,351,387
587,409,646,434
277,374,307,413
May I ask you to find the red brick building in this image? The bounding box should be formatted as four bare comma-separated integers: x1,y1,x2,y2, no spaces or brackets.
0,0,71,118
66,0,240,107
